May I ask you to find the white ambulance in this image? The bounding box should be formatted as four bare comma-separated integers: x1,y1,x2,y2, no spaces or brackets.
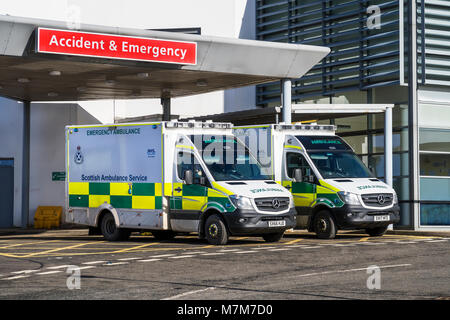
65,121,296,245
234,124,400,239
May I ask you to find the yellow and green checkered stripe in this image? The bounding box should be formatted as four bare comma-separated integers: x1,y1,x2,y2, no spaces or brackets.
68,182,163,210
169,183,235,213
281,180,344,208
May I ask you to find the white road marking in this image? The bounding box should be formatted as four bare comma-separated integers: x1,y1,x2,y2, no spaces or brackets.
182,251,206,255
149,254,176,258
162,287,216,300
1,275,31,280
252,247,276,250
11,270,40,274
219,249,240,252
425,239,448,243
295,264,412,278
138,258,162,262
332,244,356,247
46,265,71,270
36,271,62,275
82,261,106,265
395,241,418,244
77,266,96,270
104,262,129,266
170,255,195,259
300,246,323,249
117,257,142,261
359,242,385,245
234,251,256,254
201,253,225,256
268,248,291,252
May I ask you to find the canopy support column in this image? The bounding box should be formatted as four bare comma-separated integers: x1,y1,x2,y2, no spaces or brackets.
21,100,30,228
161,97,171,121
281,79,292,124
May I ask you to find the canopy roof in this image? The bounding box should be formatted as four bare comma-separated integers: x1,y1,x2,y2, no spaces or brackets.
0,15,330,102
183,104,393,125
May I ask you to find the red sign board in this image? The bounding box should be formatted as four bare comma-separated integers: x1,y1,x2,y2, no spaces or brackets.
37,28,197,65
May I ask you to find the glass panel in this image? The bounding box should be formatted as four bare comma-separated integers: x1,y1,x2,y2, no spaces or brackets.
393,177,409,201
419,103,450,128
341,135,368,154
372,104,409,128
420,204,450,226
420,178,450,201
420,153,450,177
398,202,411,227
368,153,409,178
335,115,368,133
372,129,409,153
419,128,450,152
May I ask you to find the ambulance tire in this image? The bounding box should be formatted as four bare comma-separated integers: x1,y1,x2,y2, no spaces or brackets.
100,212,130,241
314,210,337,239
205,214,229,245
262,232,284,242
151,230,176,241
365,226,388,237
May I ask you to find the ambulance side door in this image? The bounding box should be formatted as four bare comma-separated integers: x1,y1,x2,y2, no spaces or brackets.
283,151,318,215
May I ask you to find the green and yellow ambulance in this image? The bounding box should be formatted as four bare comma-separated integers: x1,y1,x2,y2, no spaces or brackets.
65,121,296,245
234,124,400,239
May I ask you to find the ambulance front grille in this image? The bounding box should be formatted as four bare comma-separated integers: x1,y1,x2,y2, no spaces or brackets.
361,193,393,207
254,197,290,212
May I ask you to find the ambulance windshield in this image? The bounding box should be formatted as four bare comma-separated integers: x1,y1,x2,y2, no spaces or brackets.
190,135,270,181
309,151,374,179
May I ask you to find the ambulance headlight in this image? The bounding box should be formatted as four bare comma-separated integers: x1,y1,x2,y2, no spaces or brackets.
338,192,361,206
393,192,398,205
229,195,254,210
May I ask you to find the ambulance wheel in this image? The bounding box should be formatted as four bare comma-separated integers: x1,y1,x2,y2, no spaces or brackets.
151,230,176,240
262,232,284,242
366,226,388,237
205,214,228,245
100,212,130,241
314,210,337,239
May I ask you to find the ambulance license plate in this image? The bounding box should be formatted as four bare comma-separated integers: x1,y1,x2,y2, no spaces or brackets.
374,215,390,222
268,220,286,227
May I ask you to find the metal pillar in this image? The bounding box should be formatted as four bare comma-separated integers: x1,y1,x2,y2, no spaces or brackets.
384,106,393,187
385,105,394,230
21,100,30,228
161,97,171,121
281,79,292,124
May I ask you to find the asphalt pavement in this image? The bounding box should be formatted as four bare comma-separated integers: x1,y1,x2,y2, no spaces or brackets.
0,229,449,300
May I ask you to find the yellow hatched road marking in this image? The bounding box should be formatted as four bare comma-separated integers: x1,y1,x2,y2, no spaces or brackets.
112,242,160,254
18,241,106,258
359,237,370,242
0,240,61,249
285,238,303,245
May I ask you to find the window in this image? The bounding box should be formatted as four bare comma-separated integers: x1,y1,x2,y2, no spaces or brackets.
419,128,450,152
176,152,205,184
309,151,373,179
286,152,314,179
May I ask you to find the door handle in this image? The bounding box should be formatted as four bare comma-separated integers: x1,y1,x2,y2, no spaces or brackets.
285,185,291,190
174,187,182,192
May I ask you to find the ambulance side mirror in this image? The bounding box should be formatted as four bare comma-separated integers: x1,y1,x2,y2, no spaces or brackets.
184,170,194,185
293,168,303,182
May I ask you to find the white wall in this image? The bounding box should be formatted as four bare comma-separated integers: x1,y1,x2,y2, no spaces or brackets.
0,0,257,122
28,103,99,225
0,98,23,226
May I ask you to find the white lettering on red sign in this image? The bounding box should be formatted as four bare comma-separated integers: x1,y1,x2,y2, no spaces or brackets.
37,28,196,65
